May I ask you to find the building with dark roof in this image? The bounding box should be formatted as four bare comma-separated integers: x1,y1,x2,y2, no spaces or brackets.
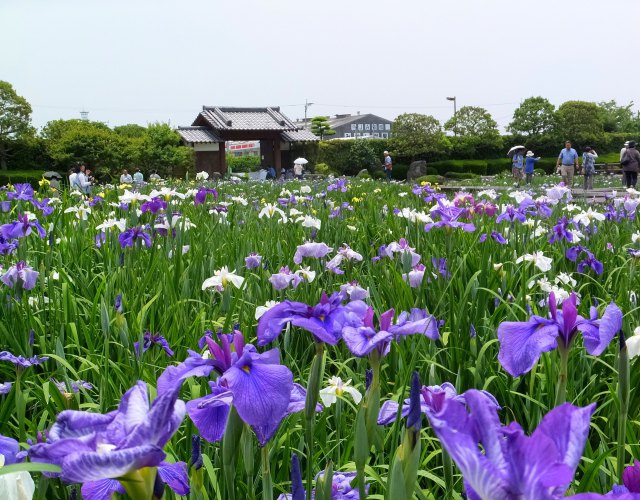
177,106,317,175
298,113,394,140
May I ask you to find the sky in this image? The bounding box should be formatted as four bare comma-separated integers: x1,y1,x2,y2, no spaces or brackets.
1,0,639,132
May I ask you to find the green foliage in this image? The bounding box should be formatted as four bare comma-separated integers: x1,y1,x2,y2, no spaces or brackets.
391,163,410,180
310,116,336,140
0,80,34,170
313,162,337,176
0,168,44,187
137,123,193,177
355,169,370,178
556,101,603,144
414,174,440,184
390,113,450,159
444,106,500,139
226,154,262,172
113,124,147,138
507,97,557,136
346,140,378,176
597,100,635,133
428,159,489,176
443,171,479,179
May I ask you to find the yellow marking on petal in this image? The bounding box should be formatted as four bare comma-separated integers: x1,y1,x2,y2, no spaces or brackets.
242,365,250,373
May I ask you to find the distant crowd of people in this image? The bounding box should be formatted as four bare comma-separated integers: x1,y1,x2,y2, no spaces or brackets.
66,164,162,194
511,139,640,190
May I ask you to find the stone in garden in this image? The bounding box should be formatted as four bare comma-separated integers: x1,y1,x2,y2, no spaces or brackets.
407,160,428,181
211,172,223,181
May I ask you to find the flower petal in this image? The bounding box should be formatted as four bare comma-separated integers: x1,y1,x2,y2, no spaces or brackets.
186,391,232,443
158,461,190,496
81,479,126,500
497,318,559,377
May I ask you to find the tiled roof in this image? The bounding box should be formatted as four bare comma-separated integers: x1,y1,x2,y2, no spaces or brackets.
177,126,221,143
326,113,392,129
196,106,298,131
281,129,320,142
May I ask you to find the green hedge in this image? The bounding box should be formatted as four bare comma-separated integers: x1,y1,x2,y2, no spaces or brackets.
0,170,45,188
226,155,262,172
444,172,480,179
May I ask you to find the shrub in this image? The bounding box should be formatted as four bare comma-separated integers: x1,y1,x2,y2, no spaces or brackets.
534,168,547,176
0,169,45,188
372,171,385,180
486,159,509,175
227,155,261,172
314,163,337,176
444,172,479,179
426,166,438,175
415,175,440,184
429,160,488,176
391,163,410,180
356,170,371,179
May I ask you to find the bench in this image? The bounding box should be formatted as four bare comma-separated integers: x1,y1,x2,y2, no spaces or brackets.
594,163,622,175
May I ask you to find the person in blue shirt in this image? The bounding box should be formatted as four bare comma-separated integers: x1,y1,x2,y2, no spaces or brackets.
582,146,598,190
555,141,579,187
524,151,541,185
512,152,524,186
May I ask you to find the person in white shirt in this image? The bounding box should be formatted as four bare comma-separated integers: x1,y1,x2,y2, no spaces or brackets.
120,169,133,184
293,163,304,179
133,168,144,184
68,168,78,190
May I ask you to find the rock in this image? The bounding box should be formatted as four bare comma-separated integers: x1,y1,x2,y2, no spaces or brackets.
211,172,223,181
407,160,428,181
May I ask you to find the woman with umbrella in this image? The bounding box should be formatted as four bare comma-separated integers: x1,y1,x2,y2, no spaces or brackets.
293,158,307,180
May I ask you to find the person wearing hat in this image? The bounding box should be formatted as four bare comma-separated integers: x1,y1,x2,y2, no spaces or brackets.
621,141,630,186
524,151,541,185
622,141,640,189
582,146,598,191
383,150,393,181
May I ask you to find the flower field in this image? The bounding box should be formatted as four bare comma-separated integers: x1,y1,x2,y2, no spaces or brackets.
0,176,639,499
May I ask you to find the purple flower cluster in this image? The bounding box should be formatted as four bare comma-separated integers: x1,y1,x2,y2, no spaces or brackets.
566,245,604,275
134,331,174,357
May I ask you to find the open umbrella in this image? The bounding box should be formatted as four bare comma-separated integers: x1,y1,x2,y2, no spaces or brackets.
507,146,526,158
293,158,308,165
43,171,63,179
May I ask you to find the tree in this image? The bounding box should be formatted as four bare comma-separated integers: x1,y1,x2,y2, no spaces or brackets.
114,124,147,138
556,101,603,143
597,100,634,133
444,106,500,138
138,123,193,177
310,116,336,140
345,139,377,176
0,81,33,170
390,113,450,159
507,97,556,136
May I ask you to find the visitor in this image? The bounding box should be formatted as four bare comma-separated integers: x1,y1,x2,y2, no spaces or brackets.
511,150,524,186
149,170,161,181
266,166,276,180
133,168,144,185
524,151,541,185
293,162,304,180
84,168,94,195
556,141,579,187
622,141,640,189
383,151,393,181
621,141,630,186
68,168,78,190
120,169,133,184
76,165,91,195
582,147,598,191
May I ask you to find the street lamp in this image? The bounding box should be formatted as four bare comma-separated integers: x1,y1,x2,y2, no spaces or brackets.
446,96,457,136
304,99,314,125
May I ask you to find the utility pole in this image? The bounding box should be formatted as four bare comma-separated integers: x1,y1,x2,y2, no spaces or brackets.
304,99,314,126
446,96,457,136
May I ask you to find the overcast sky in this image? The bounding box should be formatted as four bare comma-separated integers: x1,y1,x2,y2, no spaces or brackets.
2,0,639,132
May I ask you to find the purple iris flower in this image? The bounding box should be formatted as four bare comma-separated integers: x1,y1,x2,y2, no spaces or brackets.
95,231,106,248
385,238,421,266
0,201,10,212
140,197,167,214
566,245,586,262
257,292,368,345
0,351,48,368
479,233,487,243
30,197,55,216
628,249,640,258
244,252,263,269
549,217,574,244
194,187,218,206
7,183,34,201
339,280,369,301
1,261,39,290
427,389,596,500
402,263,426,288
491,231,507,244
29,379,186,483
158,332,295,446
496,205,527,224
0,213,46,239
474,200,497,217
269,266,303,290
378,382,500,425
432,257,450,278
51,378,93,394
114,294,123,314
81,461,189,499
497,292,623,377
0,235,19,255
134,331,174,357
622,460,640,493
342,307,440,357
118,226,152,248
0,434,28,464
88,195,104,207
425,200,475,232
293,241,332,265
0,382,12,394
278,454,364,500
577,253,604,275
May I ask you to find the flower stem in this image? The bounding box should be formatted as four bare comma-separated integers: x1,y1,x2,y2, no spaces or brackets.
617,331,630,482
120,467,157,500
261,445,273,500
304,342,325,500
443,448,453,496
555,347,569,407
